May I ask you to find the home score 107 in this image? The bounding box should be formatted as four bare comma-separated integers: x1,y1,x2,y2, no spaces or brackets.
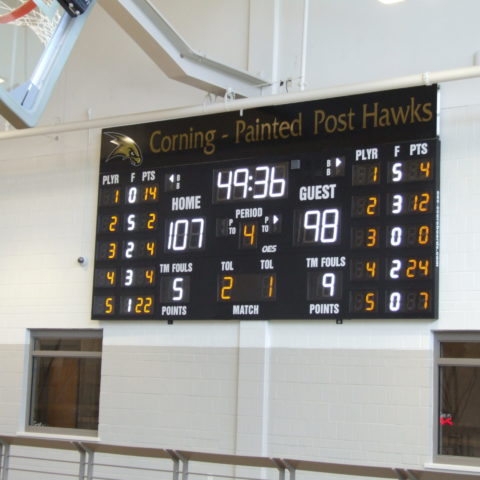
92,135,439,321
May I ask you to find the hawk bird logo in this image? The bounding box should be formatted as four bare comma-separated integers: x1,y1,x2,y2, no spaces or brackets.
104,132,143,166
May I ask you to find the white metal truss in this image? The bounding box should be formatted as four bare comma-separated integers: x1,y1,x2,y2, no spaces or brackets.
99,0,271,98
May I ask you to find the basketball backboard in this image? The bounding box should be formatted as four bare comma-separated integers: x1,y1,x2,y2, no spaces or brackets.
0,0,94,128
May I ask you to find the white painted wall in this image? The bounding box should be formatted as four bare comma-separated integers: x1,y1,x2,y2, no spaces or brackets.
305,0,479,88
2,0,480,477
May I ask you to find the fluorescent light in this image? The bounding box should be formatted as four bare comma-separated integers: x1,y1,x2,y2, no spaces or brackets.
378,0,405,4
0,77,5,84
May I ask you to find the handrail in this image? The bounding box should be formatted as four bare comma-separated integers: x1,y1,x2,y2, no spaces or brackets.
1,435,479,480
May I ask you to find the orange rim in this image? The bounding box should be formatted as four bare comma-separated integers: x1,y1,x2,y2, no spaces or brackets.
0,0,37,24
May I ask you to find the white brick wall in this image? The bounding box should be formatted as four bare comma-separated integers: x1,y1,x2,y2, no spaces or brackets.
2,1,480,477
1,95,480,477
269,348,432,465
0,346,24,434
99,345,238,451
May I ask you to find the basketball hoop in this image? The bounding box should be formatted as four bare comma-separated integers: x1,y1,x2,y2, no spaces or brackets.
0,0,62,45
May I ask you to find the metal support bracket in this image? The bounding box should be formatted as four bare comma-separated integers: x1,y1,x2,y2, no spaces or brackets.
166,449,180,480
404,470,420,480
77,443,94,480
0,440,9,480
73,442,87,480
99,0,270,98
273,458,286,480
394,469,404,480
394,468,420,480
393,468,420,480
174,451,188,480
283,460,296,480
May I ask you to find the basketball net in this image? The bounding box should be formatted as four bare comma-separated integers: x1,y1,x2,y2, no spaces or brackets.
0,0,61,45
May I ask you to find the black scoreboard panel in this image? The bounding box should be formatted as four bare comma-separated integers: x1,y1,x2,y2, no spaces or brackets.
92,86,440,321
92,143,440,321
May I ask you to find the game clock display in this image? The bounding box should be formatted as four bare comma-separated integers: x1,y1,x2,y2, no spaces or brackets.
92,136,440,321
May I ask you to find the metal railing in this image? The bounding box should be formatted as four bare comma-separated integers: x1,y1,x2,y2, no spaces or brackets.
0,435,477,480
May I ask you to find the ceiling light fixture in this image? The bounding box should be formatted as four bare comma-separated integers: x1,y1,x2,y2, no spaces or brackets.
378,0,405,4
0,77,6,84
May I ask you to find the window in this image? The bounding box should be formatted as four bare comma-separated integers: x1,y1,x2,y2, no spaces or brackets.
435,332,480,466
27,330,102,436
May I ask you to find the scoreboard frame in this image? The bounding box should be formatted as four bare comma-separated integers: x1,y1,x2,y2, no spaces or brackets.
92,85,440,322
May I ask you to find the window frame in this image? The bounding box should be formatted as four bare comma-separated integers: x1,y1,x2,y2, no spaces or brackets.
434,331,480,467
26,329,102,437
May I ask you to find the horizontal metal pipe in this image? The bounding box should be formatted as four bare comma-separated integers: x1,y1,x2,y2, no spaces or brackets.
2,65,480,140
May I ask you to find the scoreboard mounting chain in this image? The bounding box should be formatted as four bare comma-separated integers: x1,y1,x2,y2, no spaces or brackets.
92,87,440,321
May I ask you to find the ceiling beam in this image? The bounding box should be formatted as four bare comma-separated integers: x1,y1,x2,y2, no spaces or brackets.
99,0,271,98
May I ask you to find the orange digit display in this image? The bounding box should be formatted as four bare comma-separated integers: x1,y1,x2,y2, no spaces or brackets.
366,196,378,215
420,291,429,310
147,213,157,230
220,276,234,300
365,292,376,311
144,185,158,201
241,223,257,247
146,241,155,256
109,215,118,232
367,228,378,247
106,271,116,285
365,261,377,278
105,297,114,314
108,242,117,259
420,161,431,178
145,269,155,284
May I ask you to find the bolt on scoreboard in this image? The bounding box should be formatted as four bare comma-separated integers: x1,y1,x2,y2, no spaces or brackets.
92,86,440,321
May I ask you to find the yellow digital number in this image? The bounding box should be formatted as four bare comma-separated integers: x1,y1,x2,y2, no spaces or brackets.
406,259,417,278
109,215,118,232
372,166,379,183
144,186,158,201
418,226,429,245
365,292,376,311
108,242,117,259
145,269,155,285
106,271,116,285
419,291,429,310
268,275,275,298
105,297,114,314
144,297,153,313
114,188,120,204
221,276,234,300
419,193,430,212
420,161,431,178
146,241,156,256
134,297,153,314
413,193,430,212
407,259,430,278
419,259,429,276
134,298,142,313
134,297,143,314
243,223,256,246
365,261,377,278
147,213,157,230
366,228,377,247
366,196,378,215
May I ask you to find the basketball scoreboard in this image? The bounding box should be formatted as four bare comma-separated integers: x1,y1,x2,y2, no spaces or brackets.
92,86,440,321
